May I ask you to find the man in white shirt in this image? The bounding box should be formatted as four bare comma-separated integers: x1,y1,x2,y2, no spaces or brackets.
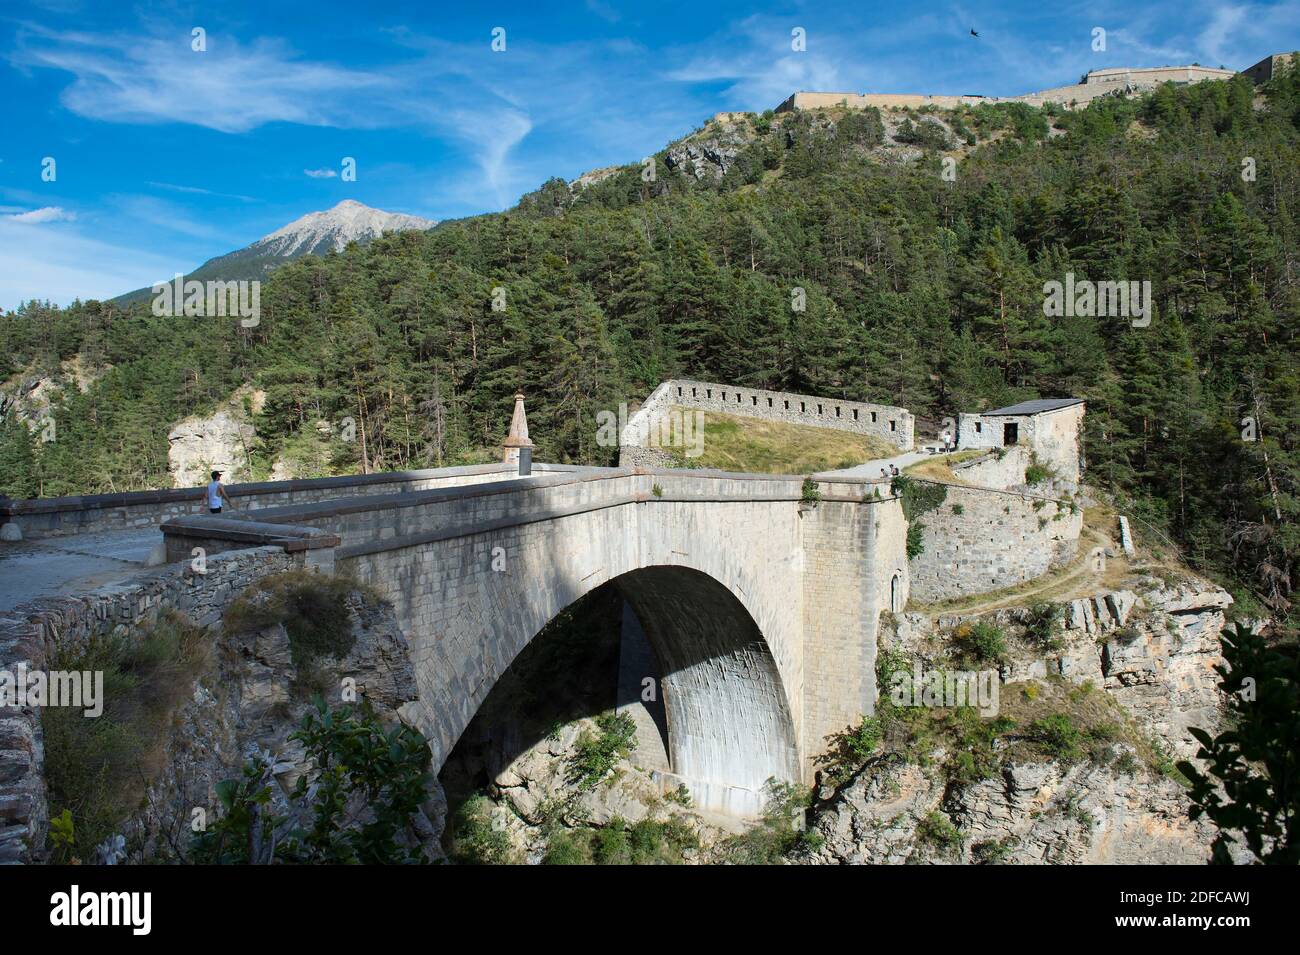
206,470,234,514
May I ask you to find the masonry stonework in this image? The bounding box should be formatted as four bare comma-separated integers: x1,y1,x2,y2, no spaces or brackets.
0,545,302,863
908,485,1082,605
620,379,914,465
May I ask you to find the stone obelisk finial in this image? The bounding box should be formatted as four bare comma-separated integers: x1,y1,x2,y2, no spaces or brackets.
502,392,533,465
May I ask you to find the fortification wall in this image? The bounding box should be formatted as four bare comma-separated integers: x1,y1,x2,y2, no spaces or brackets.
777,64,1240,115
0,545,302,863
908,484,1082,605
621,379,914,457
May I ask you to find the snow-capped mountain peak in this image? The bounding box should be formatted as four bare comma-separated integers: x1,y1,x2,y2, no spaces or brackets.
256,200,436,257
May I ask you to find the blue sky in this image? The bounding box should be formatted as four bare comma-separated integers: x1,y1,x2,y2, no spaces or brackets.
2,0,1298,307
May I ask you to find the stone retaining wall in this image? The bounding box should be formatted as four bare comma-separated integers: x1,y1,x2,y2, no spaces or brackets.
0,546,302,863
950,447,1029,490
908,484,1082,605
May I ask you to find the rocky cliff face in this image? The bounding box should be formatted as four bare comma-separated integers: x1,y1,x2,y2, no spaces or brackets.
122,581,443,863
807,573,1245,865
807,750,1214,864
167,404,257,488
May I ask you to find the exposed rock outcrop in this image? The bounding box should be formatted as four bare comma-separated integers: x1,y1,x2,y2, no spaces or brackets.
889,575,1234,759
166,390,264,488
664,121,749,180
807,749,1216,864
124,586,440,863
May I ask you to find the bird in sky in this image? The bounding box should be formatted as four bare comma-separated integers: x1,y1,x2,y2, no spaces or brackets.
970,28,980,37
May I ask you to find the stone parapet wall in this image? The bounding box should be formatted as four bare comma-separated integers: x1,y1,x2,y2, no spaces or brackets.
0,463,521,541
0,545,302,863
908,484,1082,605
622,378,914,454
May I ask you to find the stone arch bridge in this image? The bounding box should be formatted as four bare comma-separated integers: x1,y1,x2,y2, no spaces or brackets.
149,464,908,816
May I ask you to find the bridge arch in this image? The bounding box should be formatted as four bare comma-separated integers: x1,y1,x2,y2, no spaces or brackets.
343,488,812,817
613,565,800,815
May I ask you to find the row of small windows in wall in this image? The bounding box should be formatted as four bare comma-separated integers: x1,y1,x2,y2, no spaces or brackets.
677,384,896,432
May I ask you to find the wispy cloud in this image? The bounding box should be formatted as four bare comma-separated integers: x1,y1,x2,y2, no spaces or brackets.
6,205,76,223
0,217,180,307
147,181,258,202
11,24,395,133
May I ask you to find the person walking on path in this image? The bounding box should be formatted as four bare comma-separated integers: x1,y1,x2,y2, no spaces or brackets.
206,470,234,514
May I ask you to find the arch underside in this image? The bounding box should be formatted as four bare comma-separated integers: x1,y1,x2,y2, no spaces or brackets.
614,566,800,816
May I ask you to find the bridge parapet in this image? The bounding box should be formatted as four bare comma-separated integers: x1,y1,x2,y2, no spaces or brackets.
0,462,530,541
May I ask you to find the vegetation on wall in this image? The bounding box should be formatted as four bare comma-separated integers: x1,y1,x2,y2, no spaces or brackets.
42,613,208,864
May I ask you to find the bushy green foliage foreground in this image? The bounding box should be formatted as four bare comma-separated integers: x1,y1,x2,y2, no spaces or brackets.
4,70,1300,619
1179,623,1300,864
191,697,433,864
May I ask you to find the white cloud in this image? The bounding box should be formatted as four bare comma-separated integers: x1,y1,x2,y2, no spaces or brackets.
6,206,76,223
11,25,396,134
0,218,181,308
303,168,338,178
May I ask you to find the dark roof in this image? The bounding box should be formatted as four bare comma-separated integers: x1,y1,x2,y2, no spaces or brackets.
982,398,1084,417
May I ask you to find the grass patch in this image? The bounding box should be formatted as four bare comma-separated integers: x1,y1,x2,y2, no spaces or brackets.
42,612,209,863
662,406,899,474
903,449,985,483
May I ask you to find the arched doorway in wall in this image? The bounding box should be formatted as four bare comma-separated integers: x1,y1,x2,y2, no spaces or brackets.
890,572,903,613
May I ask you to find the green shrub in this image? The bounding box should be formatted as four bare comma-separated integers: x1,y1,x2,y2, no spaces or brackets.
818,715,883,785
972,836,1018,864
906,522,926,559
1022,601,1063,649
542,828,590,865
1025,713,1115,765
800,477,821,503
1025,453,1057,486
916,810,963,853
568,712,637,790
43,613,208,863
192,697,434,865
224,570,358,669
964,621,1008,663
